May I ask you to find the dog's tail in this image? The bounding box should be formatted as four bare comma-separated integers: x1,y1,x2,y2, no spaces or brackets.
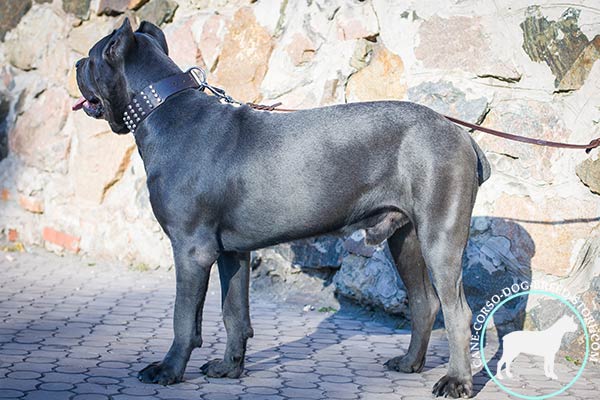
468,136,491,186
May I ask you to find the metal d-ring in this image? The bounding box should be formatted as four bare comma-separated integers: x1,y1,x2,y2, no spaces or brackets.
187,67,207,89
186,66,242,105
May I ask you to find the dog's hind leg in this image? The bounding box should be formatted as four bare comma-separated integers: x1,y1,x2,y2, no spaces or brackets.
422,220,474,398
415,166,478,398
385,222,440,373
201,251,254,378
138,235,219,385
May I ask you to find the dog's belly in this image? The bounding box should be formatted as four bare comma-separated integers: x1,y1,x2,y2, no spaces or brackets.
220,194,407,251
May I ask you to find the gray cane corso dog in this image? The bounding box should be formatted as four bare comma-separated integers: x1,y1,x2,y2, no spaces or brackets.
74,19,490,398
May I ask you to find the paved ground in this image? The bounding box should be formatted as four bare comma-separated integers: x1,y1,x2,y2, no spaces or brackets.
0,248,598,400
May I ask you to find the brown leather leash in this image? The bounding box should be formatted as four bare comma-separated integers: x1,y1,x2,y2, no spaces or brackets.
247,102,600,154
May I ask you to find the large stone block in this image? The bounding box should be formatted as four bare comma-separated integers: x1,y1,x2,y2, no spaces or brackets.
478,100,569,183
335,2,379,41
558,35,600,91
463,217,533,329
334,250,408,316
4,7,70,83
9,87,71,173
193,13,227,72
285,33,316,67
93,0,130,16
491,194,597,277
408,81,489,122
272,236,344,269
72,130,136,204
68,17,121,55
63,0,91,19
136,0,178,26
0,0,32,41
212,7,274,102
128,0,149,11
345,46,407,102
521,6,600,90
576,157,600,195
164,17,201,70
415,15,519,79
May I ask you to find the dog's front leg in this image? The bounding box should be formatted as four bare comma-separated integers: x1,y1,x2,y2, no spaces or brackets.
138,239,218,385
201,251,253,378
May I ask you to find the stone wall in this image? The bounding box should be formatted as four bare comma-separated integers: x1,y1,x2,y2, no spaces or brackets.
1,0,599,340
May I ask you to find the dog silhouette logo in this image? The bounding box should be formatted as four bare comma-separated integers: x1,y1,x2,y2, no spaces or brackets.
496,315,578,380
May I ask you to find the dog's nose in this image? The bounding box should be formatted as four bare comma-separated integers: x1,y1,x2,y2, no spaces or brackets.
76,58,84,69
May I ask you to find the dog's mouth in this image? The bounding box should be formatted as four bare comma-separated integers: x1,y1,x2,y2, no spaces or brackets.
72,95,104,119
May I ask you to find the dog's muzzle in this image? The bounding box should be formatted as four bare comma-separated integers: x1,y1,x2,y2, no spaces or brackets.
72,96,105,119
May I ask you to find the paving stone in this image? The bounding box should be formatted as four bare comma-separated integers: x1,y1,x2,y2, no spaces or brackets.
12,361,56,373
360,384,394,394
0,389,25,399
54,365,90,374
72,395,111,400
284,378,319,389
119,386,159,396
326,390,360,400
321,374,353,383
244,386,279,395
86,376,121,385
0,377,40,391
38,382,75,391
41,372,88,383
6,370,42,380
280,387,325,398
239,395,284,400
24,391,72,400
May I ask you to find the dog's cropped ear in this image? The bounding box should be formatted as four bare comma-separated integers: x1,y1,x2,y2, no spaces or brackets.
103,18,135,64
136,20,169,55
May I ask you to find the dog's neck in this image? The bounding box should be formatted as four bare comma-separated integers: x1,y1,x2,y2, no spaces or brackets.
118,44,185,133
121,69,204,133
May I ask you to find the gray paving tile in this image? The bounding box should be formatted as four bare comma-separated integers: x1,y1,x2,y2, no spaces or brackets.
23,391,72,400
0,389,25,399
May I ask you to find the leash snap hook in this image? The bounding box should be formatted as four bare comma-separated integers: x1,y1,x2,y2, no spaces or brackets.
187,67,207,89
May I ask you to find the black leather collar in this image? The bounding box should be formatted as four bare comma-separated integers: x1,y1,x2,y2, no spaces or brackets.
123,67,205,133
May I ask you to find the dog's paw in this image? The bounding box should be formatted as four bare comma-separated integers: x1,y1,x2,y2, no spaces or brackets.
432,375,473,398
138,361,182,385
384,355,425,373
200,358,243,378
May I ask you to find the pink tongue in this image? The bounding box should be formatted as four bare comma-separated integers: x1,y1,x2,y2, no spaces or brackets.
72,96,87,111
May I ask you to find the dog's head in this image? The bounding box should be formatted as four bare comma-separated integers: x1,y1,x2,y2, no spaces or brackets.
73,18,169,134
